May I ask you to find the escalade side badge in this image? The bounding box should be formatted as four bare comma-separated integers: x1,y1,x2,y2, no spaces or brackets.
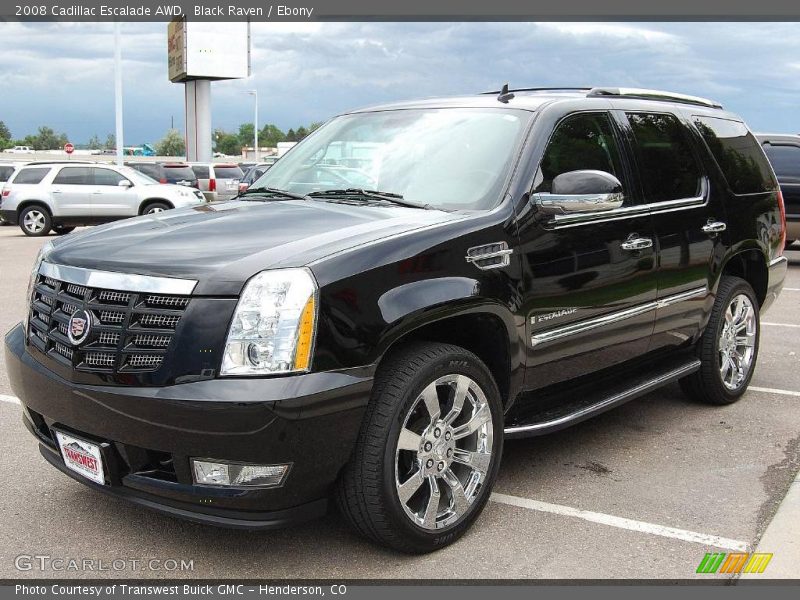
465,242,514,270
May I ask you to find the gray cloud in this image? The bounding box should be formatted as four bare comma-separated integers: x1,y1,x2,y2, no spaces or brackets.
1,21,799,143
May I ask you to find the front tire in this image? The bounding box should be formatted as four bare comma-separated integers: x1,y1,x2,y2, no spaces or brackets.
337,342,504,553
680,276,760,405
19,206,52,237
142,202,170,215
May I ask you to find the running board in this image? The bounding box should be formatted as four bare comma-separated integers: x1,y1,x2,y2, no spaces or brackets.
503,358,701,439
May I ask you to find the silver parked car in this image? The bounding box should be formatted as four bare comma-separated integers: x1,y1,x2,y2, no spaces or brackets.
0,163,206,236
189,163,244,201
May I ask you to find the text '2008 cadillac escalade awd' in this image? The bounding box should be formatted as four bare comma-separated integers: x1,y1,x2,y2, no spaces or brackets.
4,87,787,553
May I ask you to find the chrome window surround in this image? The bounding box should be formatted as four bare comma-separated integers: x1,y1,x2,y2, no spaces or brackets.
531,286,707,347
38,262,197,295
547,179,709,228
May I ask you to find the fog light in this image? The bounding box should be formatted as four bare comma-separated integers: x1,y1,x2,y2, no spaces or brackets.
191,459,290,488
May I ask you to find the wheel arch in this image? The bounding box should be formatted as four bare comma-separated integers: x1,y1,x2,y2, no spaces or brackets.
717,246,769,307
17,200,53,218
372,299,521,409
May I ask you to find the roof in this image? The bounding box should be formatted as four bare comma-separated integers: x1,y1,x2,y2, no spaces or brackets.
348,86,728,116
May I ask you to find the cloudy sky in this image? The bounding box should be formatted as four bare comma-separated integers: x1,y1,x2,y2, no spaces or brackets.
2,21,800,144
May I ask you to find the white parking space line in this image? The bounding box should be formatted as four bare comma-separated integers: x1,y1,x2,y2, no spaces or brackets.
0,395,20,405
490,492,748,552
762,322,800,328
749,386,800,398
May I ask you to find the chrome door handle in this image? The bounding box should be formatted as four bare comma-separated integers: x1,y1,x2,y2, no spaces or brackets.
620,236,653,251
702,221,726,234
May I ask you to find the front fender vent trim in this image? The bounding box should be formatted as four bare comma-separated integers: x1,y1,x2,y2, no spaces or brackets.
465,241,513,270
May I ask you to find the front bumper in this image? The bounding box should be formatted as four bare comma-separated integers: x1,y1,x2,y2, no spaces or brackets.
5,324,373,529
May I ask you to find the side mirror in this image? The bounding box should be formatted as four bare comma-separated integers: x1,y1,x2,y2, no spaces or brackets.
533,170,624,216
118,179,133,188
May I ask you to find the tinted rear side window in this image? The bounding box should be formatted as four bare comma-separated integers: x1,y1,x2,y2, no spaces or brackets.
626,112,703,203
214,166,243,179
12,167,50,184
763,144,800,182
53,167,93,185
693,116,775,194
162,166,195,180
191,165,209,179
0,167,14,182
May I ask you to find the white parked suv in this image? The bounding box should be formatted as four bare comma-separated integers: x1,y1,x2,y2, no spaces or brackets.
0,163,206,236
3,146,34,154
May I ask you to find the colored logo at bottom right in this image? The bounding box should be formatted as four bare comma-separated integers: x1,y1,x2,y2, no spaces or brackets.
696,552,773,574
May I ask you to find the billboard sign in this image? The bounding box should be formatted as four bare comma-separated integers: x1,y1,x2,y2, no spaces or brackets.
168,19,250,82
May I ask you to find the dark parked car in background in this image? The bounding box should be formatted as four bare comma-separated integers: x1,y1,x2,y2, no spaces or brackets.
757,134,800,246
125,162,199,189
5,87,787,553
238,160,278,193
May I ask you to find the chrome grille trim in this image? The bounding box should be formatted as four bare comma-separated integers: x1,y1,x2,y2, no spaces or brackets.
27,266,191,374
98,290,131,304
40,262,197,295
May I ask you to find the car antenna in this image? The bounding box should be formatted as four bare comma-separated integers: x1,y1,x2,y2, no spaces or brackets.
497,83,515,104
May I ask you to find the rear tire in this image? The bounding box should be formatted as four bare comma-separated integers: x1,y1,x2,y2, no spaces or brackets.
18,206,52,237
680,276,760,405
336,342,504,553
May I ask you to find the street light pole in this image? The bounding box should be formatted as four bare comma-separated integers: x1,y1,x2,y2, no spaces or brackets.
247,90,258,161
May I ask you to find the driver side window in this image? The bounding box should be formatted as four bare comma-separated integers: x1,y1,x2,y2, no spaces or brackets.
534,112,625,196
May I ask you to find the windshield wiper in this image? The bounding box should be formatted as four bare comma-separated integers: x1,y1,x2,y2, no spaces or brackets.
240,187,310,201
308,188,432,210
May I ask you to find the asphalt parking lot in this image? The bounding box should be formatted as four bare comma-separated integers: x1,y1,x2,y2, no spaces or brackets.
0,225,798,580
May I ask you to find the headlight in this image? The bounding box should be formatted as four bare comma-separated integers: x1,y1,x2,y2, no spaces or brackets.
23,241,53,331
221,268,318,376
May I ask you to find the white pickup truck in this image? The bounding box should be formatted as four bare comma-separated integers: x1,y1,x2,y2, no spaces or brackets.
3,146,34,154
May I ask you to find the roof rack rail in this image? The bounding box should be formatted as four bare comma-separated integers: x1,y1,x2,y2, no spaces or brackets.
482,87,592,95
587,87,723,109
22,160,96,165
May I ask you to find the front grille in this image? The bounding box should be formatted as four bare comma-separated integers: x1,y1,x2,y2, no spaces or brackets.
27,273,192,373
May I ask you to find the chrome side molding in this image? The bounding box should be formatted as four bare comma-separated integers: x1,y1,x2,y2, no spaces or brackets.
531,286,707,347
39,262,198,295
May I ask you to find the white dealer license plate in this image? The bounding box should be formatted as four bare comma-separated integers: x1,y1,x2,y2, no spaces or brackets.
55,431,105,485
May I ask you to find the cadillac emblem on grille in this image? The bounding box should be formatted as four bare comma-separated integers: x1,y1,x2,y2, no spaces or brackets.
67,309,92,346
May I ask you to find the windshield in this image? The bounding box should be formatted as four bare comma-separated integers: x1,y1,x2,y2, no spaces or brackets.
249,108,530,210
118,166,159,185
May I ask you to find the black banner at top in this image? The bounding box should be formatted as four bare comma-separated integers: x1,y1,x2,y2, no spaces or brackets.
4,0,800,22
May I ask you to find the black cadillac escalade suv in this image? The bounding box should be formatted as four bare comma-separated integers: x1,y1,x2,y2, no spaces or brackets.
4,87,787,553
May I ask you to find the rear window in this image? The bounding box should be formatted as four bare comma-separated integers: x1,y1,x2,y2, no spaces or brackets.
162,166,195,180
0,166,14,181
129,163,161,178
12,167,50,184
213,166,243,179
694,116,776,194
762,144,800,182
191,165,209,179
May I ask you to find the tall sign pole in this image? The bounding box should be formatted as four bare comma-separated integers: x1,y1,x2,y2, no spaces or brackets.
168,20,250,162
114,21,123,166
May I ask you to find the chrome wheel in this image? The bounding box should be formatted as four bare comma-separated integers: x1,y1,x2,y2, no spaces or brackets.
146,207,165,214
718,293,757,391
394,374,494,531
23,210,46,233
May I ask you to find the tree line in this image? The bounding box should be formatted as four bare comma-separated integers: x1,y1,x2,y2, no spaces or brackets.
213,121,323,156
0,120,323,156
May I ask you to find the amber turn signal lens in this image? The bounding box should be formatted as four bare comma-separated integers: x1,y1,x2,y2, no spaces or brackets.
293,296,316,371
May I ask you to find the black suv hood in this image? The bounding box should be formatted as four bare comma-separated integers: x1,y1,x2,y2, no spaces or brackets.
48,199,458,295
